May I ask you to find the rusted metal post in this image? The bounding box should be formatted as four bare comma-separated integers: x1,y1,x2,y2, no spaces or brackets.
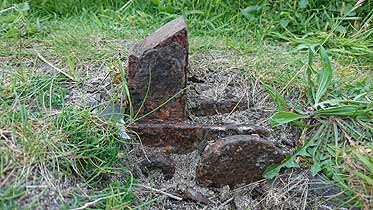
126,18,188,122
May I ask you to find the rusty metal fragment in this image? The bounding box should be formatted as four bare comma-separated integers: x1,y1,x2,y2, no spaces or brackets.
126,18,188,122
128,123,269,154
196,135,284,188
124,18,285,188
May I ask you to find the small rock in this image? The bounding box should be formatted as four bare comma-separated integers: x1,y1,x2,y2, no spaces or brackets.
182,187,210,204
196,135,284,187
139,152,176,180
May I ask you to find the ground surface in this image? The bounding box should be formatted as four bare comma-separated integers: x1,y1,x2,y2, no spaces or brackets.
122,64,332,210
1,1,372,209
0,40,353,209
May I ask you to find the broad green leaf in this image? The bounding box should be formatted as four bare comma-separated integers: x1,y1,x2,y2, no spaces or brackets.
263,84,292,111
297,144,312,157
314,105,361,116
263,164,281,179
296,44,310,51
306,48,316,105
310,162,322,176
307,47,315,70
311,155,322,176
314,46,333,105
284,157,299,168
316,99,344,107
264,136,319,180
264,156,299,179
240,6,261,21
270,111,308,127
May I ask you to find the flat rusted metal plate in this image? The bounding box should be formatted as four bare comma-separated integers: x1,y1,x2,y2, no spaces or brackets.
127,122,269,154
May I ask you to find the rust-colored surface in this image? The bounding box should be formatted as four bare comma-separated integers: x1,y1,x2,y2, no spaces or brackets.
196,135,284,188
128,123,269,154
122,17,289,189
126,18,188,122
130,18,188,57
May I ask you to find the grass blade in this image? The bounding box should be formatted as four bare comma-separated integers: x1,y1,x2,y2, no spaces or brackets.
314,105,362,116
314,46,333,105
352,150,373,174
270,111,308,127
263,83,292,111
306,48,316,105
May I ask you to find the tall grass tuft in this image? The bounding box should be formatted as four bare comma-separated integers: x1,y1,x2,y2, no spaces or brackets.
264,46,372,209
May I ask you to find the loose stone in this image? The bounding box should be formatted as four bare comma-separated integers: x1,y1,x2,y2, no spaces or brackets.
196,135,284,187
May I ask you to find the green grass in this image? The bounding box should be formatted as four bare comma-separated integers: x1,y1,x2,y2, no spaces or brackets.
0,69,134,208
264,47,372,208
2,1,372,57
0,0,372,209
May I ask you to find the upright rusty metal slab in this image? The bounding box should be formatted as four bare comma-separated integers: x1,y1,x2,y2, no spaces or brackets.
127,123,269,154
127,18,188,122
